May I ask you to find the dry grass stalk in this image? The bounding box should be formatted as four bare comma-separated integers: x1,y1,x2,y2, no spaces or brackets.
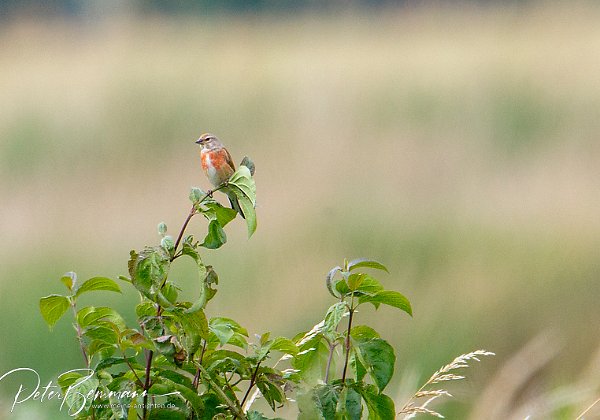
576,397,600,420
399,350,495,419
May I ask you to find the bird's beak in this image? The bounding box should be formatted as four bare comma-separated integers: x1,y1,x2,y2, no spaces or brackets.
195,138,203,145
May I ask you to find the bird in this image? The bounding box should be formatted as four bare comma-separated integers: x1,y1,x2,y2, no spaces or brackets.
195,133,245,218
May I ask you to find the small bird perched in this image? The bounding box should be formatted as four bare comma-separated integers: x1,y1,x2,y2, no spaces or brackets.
195,133,244,218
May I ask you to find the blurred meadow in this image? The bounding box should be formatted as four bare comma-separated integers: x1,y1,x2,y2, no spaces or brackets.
2,2,600,418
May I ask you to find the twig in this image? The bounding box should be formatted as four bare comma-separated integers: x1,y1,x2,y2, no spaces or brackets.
70,300,89,368
142,349,153,419
120,348,144,388
241,361,262,408
324,339,337,384
192,340,207,390
341,298,355,384
172,204,197,261
196,363,247,420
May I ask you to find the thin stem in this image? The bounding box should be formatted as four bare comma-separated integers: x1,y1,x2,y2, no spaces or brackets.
120,348,144,388
196,363,247,420
70,299,89,368
341,298,355,384
142,349,153,419
192,340,207,390
240,361,261,409
324,339,336,384
172,204,197,261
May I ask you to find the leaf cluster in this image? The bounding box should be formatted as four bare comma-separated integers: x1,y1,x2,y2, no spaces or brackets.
294,258,412,419
39,159,490,419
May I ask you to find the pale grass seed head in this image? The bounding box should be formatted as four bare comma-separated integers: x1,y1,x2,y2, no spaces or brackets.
399,350,495,419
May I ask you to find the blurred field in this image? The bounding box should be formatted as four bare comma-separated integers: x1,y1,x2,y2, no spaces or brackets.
2,3,600,418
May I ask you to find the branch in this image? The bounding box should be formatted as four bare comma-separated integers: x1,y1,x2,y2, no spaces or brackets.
70,299,89,368
197,363,247,420
324,339,337,384
142,182,229,419
172,204,197,261
192,340,207,390
240,361,261,408
120,348,144,388
341,298,355,384
142,349,153,419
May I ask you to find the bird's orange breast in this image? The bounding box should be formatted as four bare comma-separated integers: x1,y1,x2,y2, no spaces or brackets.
201,148,235,186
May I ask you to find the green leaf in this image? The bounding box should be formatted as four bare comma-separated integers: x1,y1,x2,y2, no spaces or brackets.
260,332,271,346
257,379,285,411
347,258,389,273
247,412,265,420
84,324,119,344
228,165,257,237
354,275,384,295
128,247,170,299
204,202,237,227
292,336,330,385
189,187,206,204
39,295,70,329
57,370,99,415
88,340,116,358
356,384,395,420
356,339,395,392
358,290,412,316
204,349,247,372
267,337,298,356
199,393,225,419
323,302,348,334
348,273,367,291
201,219,227,249
337,386,363,420
60,271,77,291
350,325,380,342
325,266,342,298
298,384,337,420
157,222,167,236
154,367,195,390
148,408,187,420
240,156,256,176
237,195,257,237
75,277,121,298
94,356,137,371
135,301,156,318
350,350,367,383
210,323,234,347
180,242,216,312
159,378,205,417
336,279,351,296
209,317,248,348
228,165,256,205
118,275,131,283
77,306,125,329
120,329,150,350
172,308,209,353
350,326,380,383
162,282,179,304
161,235,175,254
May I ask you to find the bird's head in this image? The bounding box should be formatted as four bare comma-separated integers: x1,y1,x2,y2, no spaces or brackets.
195,133,222,150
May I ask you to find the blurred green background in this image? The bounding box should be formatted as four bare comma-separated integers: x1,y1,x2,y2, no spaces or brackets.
1,1,600,419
